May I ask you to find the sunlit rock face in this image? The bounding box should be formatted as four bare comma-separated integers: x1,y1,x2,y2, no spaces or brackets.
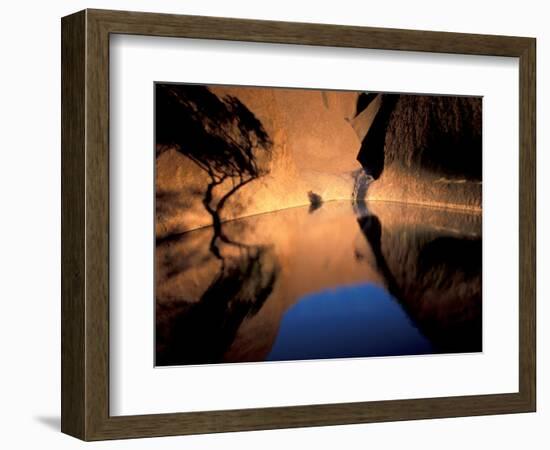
156,86,482,240
156,85,363,238
361,95,482,210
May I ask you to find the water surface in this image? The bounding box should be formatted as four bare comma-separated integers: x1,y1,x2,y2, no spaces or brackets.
155,201,481,366
266,283,433,361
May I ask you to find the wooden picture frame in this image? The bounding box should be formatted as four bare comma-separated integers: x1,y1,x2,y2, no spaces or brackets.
61,8,536,441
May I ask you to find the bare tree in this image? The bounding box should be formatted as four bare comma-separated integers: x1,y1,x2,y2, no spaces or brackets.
156,84,273,258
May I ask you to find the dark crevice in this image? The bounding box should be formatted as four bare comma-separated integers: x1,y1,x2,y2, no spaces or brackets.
356,94,400,179
355,92,378,117
356,214,401,297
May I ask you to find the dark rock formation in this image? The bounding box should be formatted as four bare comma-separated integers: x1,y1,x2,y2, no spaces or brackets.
385,95,482,180
356,94,399,179
307,190,323,212
360,94,482,210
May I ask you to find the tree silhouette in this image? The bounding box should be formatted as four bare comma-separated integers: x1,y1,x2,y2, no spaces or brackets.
156,84,273,258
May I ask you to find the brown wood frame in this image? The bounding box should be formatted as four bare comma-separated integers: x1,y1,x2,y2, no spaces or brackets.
61,8,536,441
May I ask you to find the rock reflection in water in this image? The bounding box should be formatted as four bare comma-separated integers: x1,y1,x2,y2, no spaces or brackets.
155,201,481,366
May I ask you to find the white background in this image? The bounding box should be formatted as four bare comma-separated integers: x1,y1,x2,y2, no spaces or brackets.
0,0,548,448
111,35,518,415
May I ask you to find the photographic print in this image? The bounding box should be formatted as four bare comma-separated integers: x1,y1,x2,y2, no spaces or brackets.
154,83,482,366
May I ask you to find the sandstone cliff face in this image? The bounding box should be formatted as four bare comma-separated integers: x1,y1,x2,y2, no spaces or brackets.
156,85,363,238
155,85,483,240
361,95,482,210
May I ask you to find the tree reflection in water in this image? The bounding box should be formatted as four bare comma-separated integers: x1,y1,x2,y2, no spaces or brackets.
156,239,279,366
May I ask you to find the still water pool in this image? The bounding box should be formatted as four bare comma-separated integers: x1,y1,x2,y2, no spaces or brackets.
155,201,481,366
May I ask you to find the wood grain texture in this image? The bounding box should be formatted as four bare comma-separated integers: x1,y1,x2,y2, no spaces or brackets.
89,8,531,56
61,8,537,441
518,38,536,409
84,11,111,439
61,10,86,439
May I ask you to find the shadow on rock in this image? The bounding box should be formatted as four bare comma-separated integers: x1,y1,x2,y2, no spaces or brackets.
156,84,274,255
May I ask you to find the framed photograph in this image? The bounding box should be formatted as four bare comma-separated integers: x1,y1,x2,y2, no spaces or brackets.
61,9,536,440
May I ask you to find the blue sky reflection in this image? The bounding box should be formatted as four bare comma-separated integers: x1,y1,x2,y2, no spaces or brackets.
267,282,433,362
